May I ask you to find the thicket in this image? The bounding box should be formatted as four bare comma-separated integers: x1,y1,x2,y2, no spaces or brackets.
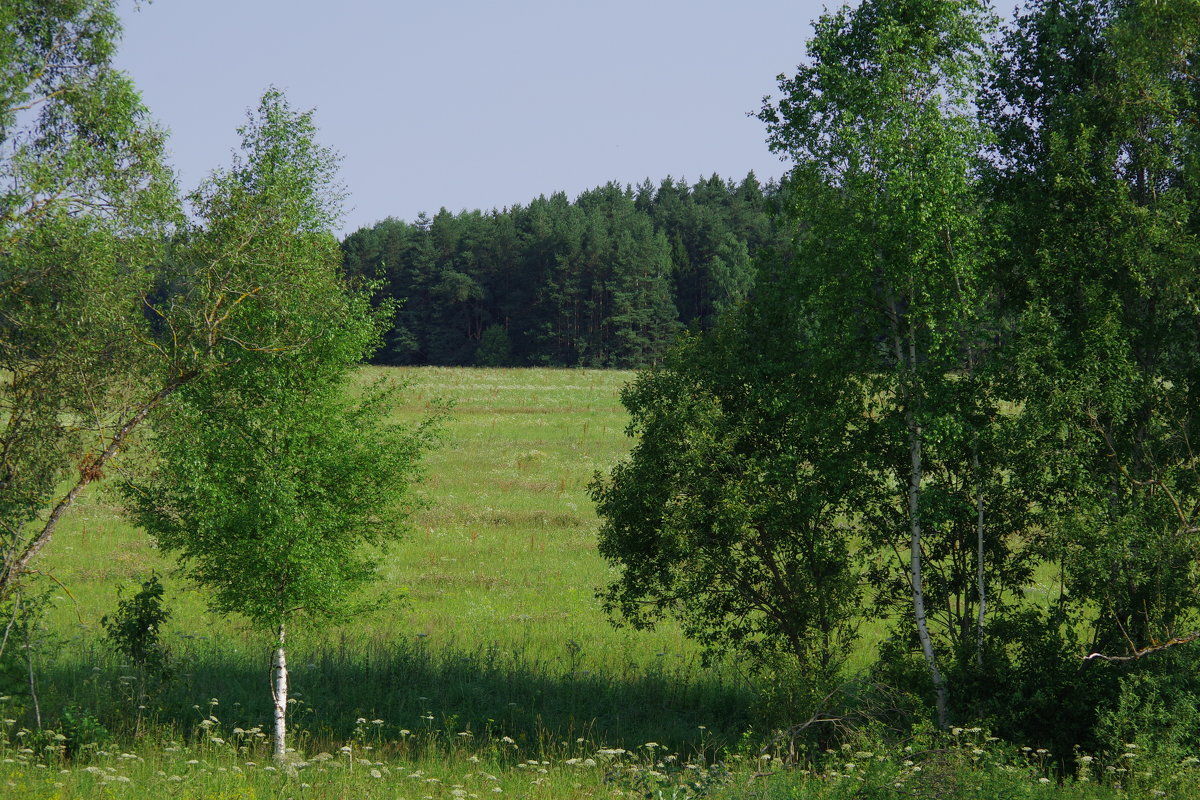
593,0,1200,770
340,174,790,368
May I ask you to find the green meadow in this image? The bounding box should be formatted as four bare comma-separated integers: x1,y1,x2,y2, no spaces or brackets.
0,366,1193,799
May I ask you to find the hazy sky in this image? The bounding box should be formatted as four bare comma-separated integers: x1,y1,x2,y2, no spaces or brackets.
115,1,1018,237
114,0,832,236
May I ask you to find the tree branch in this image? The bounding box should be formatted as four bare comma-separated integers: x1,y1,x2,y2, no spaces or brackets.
0,368,200,597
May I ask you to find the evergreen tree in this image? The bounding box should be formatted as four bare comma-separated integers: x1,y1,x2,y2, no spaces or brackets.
339,172,785,367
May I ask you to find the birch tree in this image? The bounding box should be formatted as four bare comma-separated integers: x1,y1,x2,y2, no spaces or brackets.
121,91,439,761
758,0,1013,728
0,3,373,599
986,0,1200,658
0,0,179,594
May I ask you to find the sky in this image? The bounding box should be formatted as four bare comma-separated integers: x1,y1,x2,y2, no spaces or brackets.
114,0,830,237
115,1,1020,238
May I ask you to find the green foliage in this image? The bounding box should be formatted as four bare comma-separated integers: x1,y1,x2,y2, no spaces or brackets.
599,0,1200,748
1094,662,1200,767
0,0,178,595
118,91,442,759
122,91,438,631
342,174,780,367
474,324,513,366
101,574,171,678
933,609,1116,759
133,375,436,628
1,8,398,602
984,0,1200,659
592,303,864,678
641,0,1012,726
5,0,1200,786
58,704,110,759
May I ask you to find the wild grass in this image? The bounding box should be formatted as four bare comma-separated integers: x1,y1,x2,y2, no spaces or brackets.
4,366,1198,798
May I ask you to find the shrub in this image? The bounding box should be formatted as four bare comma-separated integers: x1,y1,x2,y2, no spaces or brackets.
101,573,171,678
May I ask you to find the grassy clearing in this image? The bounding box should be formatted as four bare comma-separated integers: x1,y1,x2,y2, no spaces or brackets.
4,366,1197,799
8,367,751,796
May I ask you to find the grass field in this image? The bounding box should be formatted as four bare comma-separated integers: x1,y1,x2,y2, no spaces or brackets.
1,366,1194,798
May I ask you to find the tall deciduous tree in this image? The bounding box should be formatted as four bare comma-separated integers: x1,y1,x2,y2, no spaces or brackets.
122,91,439,762
0,0,178,594
597,1,1018,727
757,0,1003,728
986,0,1200,658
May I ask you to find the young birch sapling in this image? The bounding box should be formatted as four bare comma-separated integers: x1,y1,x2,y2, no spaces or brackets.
120,91,440,762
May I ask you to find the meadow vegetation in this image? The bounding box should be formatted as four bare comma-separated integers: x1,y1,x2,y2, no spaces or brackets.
5,1,1200,798
0,368,1189,798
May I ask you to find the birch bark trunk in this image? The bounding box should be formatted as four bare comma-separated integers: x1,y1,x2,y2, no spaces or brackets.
906,405,948,729
974,446,987,667
272,621,288,761
890,299,948,729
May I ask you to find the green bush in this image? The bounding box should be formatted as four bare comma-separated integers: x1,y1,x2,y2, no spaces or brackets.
475,324,513,367
101,573,171,678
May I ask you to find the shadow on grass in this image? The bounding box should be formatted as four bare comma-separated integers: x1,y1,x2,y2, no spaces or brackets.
29,633,754,757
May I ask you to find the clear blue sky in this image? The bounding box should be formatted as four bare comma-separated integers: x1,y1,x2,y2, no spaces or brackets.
114,1,1016,237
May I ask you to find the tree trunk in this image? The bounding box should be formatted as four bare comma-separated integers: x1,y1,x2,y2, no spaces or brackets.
891,301,947,729
907,407,948,729
974,445,987,668
272,621,288,761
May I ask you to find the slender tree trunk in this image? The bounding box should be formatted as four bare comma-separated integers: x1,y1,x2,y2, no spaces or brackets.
25,618,40,730
906,407,948,729
974,445,986,668
272,621,288,761
891,300,947,729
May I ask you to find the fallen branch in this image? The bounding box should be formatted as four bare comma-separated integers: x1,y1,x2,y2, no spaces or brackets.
1085,631,1200,661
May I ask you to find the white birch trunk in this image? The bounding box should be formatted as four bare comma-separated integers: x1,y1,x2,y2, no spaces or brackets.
906,408,948,729
272,621,288,761
974,446,987,668
890,301,947,729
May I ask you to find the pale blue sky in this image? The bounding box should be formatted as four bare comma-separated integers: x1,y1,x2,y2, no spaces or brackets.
114,1,1016,237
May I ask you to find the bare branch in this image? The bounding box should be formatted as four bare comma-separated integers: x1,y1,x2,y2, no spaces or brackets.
1085,631,1200,662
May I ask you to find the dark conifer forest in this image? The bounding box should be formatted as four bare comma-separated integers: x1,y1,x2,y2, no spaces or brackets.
340,173,787,368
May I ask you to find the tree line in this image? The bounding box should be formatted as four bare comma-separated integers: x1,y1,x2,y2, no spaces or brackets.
340,174,790,369
593,0,1200,760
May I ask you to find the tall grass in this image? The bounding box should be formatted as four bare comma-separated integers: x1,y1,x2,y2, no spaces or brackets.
3,366,1195,798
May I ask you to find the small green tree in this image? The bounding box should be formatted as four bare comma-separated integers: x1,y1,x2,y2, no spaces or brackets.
592,295,866,682
121,91,440,761
475,324,513,366
101,573,171,678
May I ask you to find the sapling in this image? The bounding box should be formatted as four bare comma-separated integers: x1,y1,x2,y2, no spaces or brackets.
101,573,171,679
120,91,440,761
